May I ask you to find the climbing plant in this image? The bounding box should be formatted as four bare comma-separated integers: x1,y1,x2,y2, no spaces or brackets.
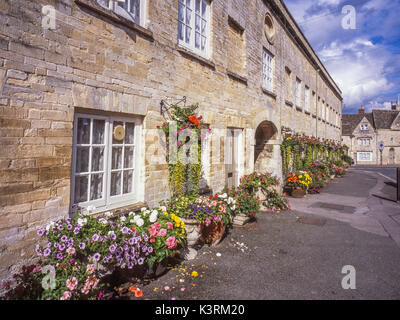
159,104,211,197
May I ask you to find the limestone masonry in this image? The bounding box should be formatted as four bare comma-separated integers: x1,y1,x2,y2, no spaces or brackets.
0,0,342,281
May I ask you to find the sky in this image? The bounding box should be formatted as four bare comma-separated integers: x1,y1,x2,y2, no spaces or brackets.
284,0,400,114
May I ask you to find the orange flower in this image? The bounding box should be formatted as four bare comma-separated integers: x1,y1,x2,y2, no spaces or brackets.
135,289,143,298
188,115,200,128
129,286,137,292
131,226,136,232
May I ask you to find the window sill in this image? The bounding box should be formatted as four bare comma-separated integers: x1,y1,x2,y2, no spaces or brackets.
285,100,293,107
176,45,215,69
261,87,277,99
305,110,311,115
91,201,148,218
312,114,317,118
74,0,154,41
295,105,303,112
227,70,248,85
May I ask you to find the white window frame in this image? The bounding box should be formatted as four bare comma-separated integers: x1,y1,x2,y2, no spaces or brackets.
262,48,274,92
97,0,146,27
295,78,301,108
304,86,310,112
71,113,143,213
177,0,211,59
357,152,372,161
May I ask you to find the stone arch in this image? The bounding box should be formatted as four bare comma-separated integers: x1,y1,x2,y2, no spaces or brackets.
254,120,279,173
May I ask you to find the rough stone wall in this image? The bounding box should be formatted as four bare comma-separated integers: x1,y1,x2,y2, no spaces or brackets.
0,0,342,281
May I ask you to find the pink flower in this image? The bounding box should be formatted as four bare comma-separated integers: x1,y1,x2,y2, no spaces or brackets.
166,236,177,249
157,228,167,237
153,222,161,230
166,222,174,230
66,277,78,291
150,238,156,243
60,291,72,300
148,226,158,237
205,218,211,227
66,247,76,255
177,141,182,147
86,264,96,275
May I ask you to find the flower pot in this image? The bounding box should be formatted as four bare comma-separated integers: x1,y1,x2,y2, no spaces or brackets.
201,221,226,246
180,217,202,260
290,188,305,198
330,174,335,179
233,213,251,226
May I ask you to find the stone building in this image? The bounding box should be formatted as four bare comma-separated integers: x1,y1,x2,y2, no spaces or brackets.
342,103,400,165
0,0,342,280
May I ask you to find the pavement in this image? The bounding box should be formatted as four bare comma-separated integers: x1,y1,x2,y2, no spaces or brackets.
122,169,400,300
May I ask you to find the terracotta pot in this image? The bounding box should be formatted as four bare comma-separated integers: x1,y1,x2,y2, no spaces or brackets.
201,220,226,246
291,188,305,198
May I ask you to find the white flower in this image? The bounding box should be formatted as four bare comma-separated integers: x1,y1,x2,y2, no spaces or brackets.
120,216,126,222
231,205,236,211
227,197,234,204
160,206,167,212
128,211,134,216
149,212,158,223
99,218,108,225
219,193,227,199
135,218,144,227
133,215,140,222
140,207,147,212
105,211,112,218
45,221,55,231
107,231,115,236
77,218,87,227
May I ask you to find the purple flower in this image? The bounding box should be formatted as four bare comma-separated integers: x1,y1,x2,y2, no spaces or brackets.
58,244,65,252
67,224,72,231
57,253,63,260
35,245,42,256
111,233,117,241
92,234,99,242
57,225,63,231
69,259,75,265
138,258,144,265
53,242,59,248
109,244,117,253
79,242,86,250
43,248,51,257
147,246,153,253
93,253,101,261
37,229,45,236
121,227,129,234
60,235,67,242
73,227,80,235
128,238,135,246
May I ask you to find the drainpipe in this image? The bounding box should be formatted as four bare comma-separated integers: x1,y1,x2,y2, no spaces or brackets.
315,68,320,138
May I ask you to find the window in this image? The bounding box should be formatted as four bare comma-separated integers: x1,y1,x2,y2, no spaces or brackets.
178,0,211,58
97,0,145,26
262,49,274,92
321,101,325,120
72,114,142,211
285,67,292,102
358,138,371,146
295,78,301,108
360,124,369,131
304,86,310,112
357,152,372,161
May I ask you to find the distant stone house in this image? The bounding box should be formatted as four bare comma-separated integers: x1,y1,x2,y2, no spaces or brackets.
342,104,400,165
0,0,342,280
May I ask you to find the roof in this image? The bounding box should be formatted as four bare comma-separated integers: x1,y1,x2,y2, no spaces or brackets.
372,110,399,129
342,110,400,135
342,113,374,135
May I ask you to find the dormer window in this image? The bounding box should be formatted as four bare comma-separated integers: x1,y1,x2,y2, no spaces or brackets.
97,0,145,26
360,124,369,131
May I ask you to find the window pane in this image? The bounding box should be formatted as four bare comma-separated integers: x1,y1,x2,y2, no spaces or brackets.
123,170,133,194
195,32,200,49
111,171,122,196
186,26,192,44
195,14,200,31
186,7,192,25
92,147,104,172
178,21,184,41
77,118,90,144
201,36,206,50
201,0,206,18
124,146,135,168
178,1,185,21
76,147,89,173
90,173,103,201
125,122,135,144
74,175,88,203
93,119,105,144
112,146,123,169
195,0,200,14
201,19,206,33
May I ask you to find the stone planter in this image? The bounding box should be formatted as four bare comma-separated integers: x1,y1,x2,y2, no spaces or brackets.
233,213,251,226
290,188,306,198
180,217,202,260
201,221,226,246
330,174,335,179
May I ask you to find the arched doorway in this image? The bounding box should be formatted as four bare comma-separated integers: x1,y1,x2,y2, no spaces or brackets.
389,148,395,165
254,120,278,173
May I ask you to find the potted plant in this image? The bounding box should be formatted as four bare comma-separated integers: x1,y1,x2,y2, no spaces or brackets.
285,171,312,198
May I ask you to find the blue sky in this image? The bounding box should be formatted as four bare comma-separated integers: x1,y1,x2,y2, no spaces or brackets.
284,0,400,114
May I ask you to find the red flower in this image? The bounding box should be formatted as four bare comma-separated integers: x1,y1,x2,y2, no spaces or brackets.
188,115,200,128
249,212,254,217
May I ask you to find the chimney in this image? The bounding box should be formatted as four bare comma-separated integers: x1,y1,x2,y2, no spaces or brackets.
358,105,365,114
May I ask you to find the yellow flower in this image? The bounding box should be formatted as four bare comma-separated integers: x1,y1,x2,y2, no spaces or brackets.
191,271,199,277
